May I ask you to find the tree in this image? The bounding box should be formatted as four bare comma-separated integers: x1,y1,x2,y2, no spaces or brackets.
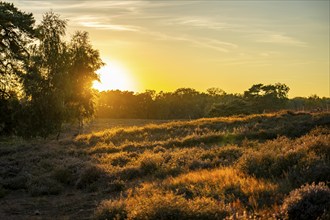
0,2,35,98
0,2,35,135
244,83,290,113
208,97,250,117
207,87,226,97
21,13,104,137
21,11,68,137
67,31,103,129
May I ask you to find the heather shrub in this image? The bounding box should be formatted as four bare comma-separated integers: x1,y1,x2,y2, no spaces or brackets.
88,143,120,154
27,175,63,196
238,149,309,180
282,182,330,220
128,190,189,220
95,199,127,220
2,174,28,190
95,184,230,220
237,132,330,183
127,188,229,219
76,165,103,190
153,145,166,153
106,179,126,193
213,146,243,166
139,153,164,175
118,166,141,180
52,166,75,185
165,168,278,209
0,185,6,198
110,153,132,167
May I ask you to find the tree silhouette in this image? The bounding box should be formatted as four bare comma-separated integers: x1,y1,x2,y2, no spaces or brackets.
0,2,35,98
67,31,103,131
0,2,35,134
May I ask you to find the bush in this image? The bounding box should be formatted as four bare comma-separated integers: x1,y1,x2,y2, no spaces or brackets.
282,182,330,220
236,132,330,183
106,179,126,193
118,166,141,180
139,154,164,175
2,174,28,190
52,166,76,185
126,189,229,220
94,199,127,220
0,185,7,198
27,175,63,196
75,165,103,190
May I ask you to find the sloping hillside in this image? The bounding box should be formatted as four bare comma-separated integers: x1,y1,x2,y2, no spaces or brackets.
0,111,329,219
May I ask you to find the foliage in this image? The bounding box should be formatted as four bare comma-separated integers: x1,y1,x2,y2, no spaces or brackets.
95,187,229,220
19,11,68,137
96,84,329,120
237,131,330,187
95,199,127,220
0,2,35,135
281,182,330,220
0,1,35,98
244,83,290,113
1,3,103,137
66,31,103,128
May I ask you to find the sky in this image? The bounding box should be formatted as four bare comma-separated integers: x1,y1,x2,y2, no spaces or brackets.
9,0,330,97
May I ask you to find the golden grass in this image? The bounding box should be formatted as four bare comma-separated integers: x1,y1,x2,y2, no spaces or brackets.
1,112,329,219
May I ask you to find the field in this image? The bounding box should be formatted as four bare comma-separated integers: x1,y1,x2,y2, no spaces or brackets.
0,111,329,219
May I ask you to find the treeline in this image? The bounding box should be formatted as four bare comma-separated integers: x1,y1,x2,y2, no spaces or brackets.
96,85,330,119
0,2,102,137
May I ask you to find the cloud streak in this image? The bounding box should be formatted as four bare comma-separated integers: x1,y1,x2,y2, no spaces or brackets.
163,16,234,30
142,30,238,53
79,21,138,31
257,33,307,47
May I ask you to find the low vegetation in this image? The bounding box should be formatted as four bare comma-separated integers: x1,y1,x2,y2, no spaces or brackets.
0,111,329,219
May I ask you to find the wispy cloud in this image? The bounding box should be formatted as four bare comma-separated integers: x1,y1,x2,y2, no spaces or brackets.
79,21,138,31
12,0,310,50
142,30,237,53
163,16,233,30
257,33,307,47
71,15,139,32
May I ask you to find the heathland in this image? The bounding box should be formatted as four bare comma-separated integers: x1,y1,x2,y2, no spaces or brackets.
0,111,329,219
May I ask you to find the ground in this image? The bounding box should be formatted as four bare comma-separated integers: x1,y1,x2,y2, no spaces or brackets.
0,112,329,219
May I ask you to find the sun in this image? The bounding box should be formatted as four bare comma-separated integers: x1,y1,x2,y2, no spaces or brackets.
93,60,137,92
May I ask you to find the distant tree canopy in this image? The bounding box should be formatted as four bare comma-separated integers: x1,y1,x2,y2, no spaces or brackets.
0,3,103,137
96,84,329,120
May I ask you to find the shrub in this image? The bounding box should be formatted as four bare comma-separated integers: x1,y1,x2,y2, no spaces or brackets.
110,153,131,167
52,166,75,185
139,154,164,175
0,185,6,198
126,189,229,220
27,175,63,196
106,179,126,193
282,182,330,220
2,174,28,190
94,199,127,220
118,166,141,180
238,132,329,188
75,165,103,190
165,167,277,209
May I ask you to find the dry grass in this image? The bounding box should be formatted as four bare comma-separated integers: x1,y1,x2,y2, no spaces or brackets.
0,112,329,219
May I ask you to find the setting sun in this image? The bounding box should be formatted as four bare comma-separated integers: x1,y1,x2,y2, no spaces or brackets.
93,60,137,92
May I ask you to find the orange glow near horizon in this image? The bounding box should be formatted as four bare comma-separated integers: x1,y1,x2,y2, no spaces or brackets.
93,59,138,92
